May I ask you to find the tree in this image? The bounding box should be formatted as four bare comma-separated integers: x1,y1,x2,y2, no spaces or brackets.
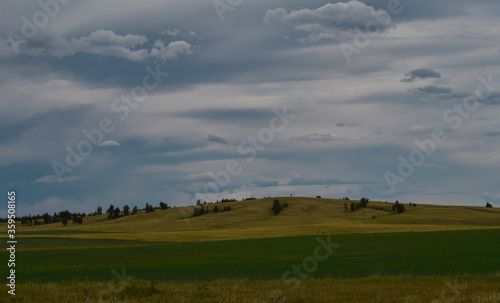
113,207,121,219
193,204,208,217
344,203,348,213
123,205,130,216
145,203,155,213
392,200,405,214
486,202,493,208
272,199,282,215
159,202,168,210
62,217,68,227
77,217,83,224
360,198,369,208
132,206,138,215
213,205,219,213
42,213,51,224
107,205,115,219
350,202,356,212
97,206,102,215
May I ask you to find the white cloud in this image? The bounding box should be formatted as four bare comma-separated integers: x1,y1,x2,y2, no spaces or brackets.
14,30,193,61
49,29,149,61
33,175,91,184
150,40,193,60
98,140,121,147
189,30,201,39
161,29,180,37
264,1,391,42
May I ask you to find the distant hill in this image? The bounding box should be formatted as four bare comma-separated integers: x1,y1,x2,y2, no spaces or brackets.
11,197,500,242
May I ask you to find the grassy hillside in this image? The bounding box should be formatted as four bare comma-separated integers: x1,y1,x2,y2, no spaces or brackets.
8,197,500,242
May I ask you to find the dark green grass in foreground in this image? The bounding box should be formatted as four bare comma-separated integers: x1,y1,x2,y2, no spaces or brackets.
13,237,150,249
1,229,499,283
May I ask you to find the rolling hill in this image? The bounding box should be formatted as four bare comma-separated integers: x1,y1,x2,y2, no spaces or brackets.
9,197,500,242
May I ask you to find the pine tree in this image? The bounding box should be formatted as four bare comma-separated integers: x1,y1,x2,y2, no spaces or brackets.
272,199,282,215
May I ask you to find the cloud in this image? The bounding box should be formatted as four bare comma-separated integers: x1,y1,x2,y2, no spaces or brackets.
33,175,91,184
189,30,201,39
336,122,359,127
206,134,228,144
286,177,365,186
295,133,339,143
250,180,280,187
161,29,180,37
160,29,200,39
171,108,272,122
16,30,193,61
483,128,500,137
401,68,441,82
478,93,500,105
98,140,121,147
408,85,452,94
150,40,193,60
264,1,391,42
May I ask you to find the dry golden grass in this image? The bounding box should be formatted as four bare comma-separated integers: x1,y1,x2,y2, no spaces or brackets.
5,197,500,242
2,275,499,303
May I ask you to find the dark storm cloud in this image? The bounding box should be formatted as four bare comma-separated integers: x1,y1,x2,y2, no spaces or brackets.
478,93,500,105
408,85,452,94
1,0,500,215
171,108,273,122
401,68,441,83
206,134,228,145
483,129,500,137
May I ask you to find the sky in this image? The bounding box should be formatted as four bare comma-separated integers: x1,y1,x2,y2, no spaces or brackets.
1,0,500,216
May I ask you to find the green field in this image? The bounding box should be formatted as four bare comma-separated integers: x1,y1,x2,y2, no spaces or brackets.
2,229,499,284
2,198,500,302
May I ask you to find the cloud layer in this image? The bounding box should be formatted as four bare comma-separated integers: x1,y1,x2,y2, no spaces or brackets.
12,29,193,61
264,1,392,42
1,0,500,215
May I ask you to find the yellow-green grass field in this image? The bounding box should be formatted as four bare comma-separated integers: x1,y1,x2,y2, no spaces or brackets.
6,197,500,242
1,197,499,302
